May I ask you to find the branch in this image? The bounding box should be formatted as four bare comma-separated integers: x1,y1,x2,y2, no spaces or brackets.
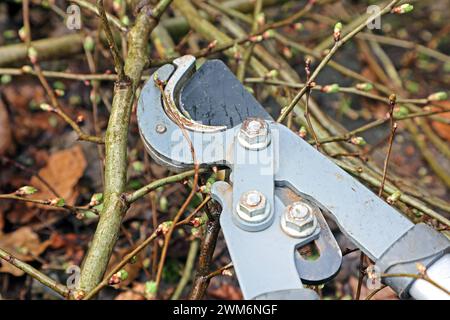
96,0,126,81
236,0,262,82
365,285,387,300
171,239,200,300
0,194,97,217
0,34,84,66
124,168,207,204
245,77,448,108
0,248,70,298
0,67,120,81
189,201,221,300
206,262,233,280
378,94,398,198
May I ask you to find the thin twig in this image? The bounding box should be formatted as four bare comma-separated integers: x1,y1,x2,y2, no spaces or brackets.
236,0,262,82
245,77,445,107
177,195,211,226
34,68,104,144
83,35,106,183
380,273,450,296
304,58,321,149
355,252,366,300
0,67,122,81
365,285,387,300
96,0,126,81
379,94,398,198
189,200,222,300
0,248,70,298
205,262,233,280
171,239,200,300
125,168,207,204
0,194,97,216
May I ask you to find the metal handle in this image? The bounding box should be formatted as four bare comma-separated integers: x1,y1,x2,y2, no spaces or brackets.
409,254,450,300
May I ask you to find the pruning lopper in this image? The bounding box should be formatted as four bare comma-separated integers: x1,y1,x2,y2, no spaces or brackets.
137,55,450,300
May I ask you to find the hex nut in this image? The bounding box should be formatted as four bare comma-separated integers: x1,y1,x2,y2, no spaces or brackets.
281,201,319,238
236,190,270,223
237,118,271,150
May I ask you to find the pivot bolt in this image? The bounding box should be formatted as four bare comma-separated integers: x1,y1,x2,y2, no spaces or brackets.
238,118,270,150
155,123,167,134
236,190,270,223
281,201,319,238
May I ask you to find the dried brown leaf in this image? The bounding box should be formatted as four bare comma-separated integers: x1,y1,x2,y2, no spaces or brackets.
29,145,87,207
115,283,146,300
0,226,51,276
0,99,12,156
431,102,450,142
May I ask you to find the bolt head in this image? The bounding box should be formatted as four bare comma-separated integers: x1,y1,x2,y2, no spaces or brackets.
282,201,318,237
289,203,310,220
238,190,267,218
238,118,270,149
